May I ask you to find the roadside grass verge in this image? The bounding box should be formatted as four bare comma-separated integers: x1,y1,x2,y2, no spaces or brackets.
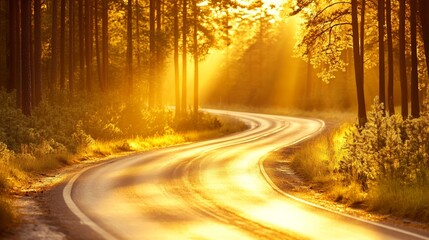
0,90,248,231
0,114,247,231
290,105,429,223
290,124,368,204
368,179,429,221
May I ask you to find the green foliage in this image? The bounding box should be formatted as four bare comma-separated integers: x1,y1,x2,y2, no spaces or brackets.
174,112,222,132
292,98,429,220
342,98,429,189
292,131,339,183
0,89,248,227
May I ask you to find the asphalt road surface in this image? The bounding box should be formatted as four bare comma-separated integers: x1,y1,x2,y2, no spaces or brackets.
49,110,429,240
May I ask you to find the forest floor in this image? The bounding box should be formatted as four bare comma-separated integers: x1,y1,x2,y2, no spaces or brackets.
263,119,429,236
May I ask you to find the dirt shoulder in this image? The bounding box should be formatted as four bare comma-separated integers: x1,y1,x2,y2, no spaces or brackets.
262,122,429,236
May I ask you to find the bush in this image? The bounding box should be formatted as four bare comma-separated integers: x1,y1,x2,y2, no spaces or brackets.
342,98,429,189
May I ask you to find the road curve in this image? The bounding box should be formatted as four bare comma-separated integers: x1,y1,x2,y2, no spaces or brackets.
51,110,429,240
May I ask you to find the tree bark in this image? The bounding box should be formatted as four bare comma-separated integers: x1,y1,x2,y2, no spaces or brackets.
34,0,42,105
16,0,22,107
149,0,156,107
378,0,386,112
410,0,419,118
95,0,103,91
102,0,108,90
51,0,59,90
193,0,198,115
60,0,66,91
182,0,188,114
85,0,93,91
78,0,85,91
69,0,75,93
399,0,408,119
419,0,429,79
386,0,394,115
352,0,367,127
156,0,162,106
174,0,181,116
359,0,365,69
8,0,19,93
21,0,32,116
126,0,133,94
136,0,141,68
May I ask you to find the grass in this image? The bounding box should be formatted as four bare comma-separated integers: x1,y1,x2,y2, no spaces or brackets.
290,121,429,223
0,112,248,231
290,124,368,205
368,179,429,221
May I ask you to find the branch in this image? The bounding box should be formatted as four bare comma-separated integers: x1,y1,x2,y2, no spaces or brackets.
313,1,351,21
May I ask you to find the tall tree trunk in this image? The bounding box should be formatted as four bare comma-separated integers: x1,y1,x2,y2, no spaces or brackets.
34,0,42,105
399,0,408,119
386,0,394,115
21,0,31,116
78,0,85,91
94,0,103,91
174,0,180,116
352,0,367,127
306,51,312,110
102,0,108,90
8,0,19,93
136,0,141,68
51,0,59,91
182,0,188,114
156,0,162,106
69,0,75,93
378,0,386,111
30,12,35,107
193,0,198,115
126,0,133,95
85,0,93,91
419,0,429,79
149,0,156,107
16,1,22,107
60,0,66,91
360,0,365,68
410,0,419,118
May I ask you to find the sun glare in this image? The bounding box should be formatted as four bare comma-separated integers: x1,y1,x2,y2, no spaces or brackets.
262,0,284,8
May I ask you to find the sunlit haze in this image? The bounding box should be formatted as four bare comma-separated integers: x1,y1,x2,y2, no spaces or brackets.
2,0,429,239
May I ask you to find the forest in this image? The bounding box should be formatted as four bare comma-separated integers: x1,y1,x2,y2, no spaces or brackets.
1,0,429,234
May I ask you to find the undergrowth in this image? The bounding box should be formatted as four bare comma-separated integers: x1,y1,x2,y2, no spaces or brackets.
291,98,429,222
0,90,247,230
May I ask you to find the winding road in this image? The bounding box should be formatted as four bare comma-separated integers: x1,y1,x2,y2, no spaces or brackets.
49,110,429,240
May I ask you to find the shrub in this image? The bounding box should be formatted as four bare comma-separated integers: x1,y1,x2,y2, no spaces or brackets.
342,98,429,189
